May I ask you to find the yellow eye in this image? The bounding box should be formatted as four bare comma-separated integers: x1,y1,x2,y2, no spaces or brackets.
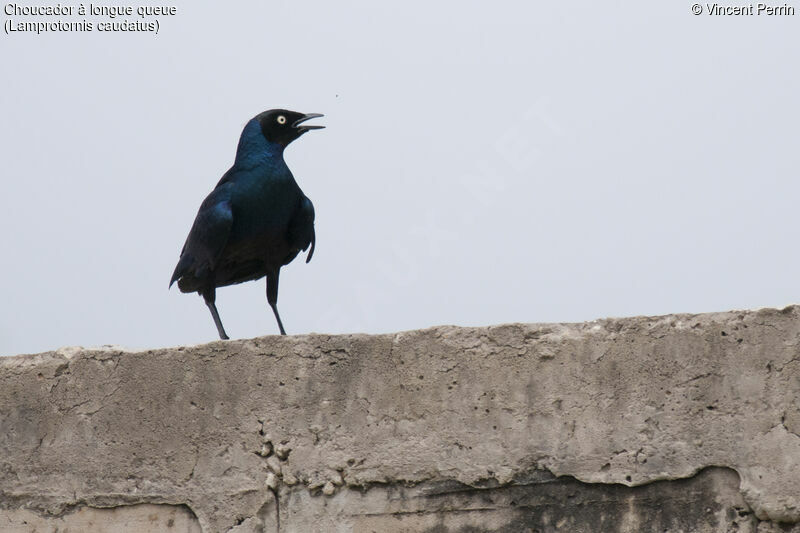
277,115,286,124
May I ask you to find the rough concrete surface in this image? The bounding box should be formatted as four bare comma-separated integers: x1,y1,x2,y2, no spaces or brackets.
2,306,800,532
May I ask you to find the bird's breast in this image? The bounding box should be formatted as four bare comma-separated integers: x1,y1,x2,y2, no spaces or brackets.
222,177,299,266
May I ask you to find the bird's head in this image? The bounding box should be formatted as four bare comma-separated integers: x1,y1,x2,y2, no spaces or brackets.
256,109,325,147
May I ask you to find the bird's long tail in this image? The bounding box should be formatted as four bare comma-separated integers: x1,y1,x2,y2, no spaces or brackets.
169,254,192,289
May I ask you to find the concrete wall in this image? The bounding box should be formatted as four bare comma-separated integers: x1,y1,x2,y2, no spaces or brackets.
2,306,800,532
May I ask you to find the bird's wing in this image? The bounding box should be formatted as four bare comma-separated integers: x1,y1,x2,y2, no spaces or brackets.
170,194,234,288
287,195,316,264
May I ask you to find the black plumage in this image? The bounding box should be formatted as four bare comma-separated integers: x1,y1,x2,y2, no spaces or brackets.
170,109,323,339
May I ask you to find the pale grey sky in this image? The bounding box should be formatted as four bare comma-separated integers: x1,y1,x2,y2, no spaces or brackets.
2,1,798,355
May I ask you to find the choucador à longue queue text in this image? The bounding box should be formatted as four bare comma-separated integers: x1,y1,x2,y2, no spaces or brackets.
4,3,176,17
4,3,175,33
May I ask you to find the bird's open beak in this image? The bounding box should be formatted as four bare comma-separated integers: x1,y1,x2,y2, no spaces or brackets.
293,113,325,132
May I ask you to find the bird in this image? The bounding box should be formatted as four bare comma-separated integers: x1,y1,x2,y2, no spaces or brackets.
169,109,323,339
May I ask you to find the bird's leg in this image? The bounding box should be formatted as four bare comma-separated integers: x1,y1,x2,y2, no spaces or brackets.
207,301,230,340
266,270,287,335
201,287,229,340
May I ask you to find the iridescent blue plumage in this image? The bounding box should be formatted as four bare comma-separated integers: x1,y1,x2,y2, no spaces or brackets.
170,109,322,339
